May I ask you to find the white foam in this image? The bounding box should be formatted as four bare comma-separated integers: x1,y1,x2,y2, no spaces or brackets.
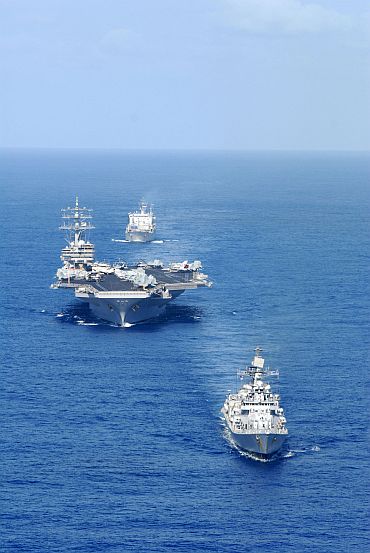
152,240,164,244
112,239,129,243
56,313,64,318
282,451,296,458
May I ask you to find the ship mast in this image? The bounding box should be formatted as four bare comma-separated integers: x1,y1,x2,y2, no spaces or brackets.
59,196,95,267
251,347,264,368
242,346,265,385
60,196,95,246
246,347,279,384
139,199,152,215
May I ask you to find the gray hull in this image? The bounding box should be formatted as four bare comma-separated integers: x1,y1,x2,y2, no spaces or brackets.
82,290,184,326
125,230,155,243
230,430,287,457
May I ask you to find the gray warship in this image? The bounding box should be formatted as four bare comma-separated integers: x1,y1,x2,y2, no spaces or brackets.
222,348,288,458
51,198,211,326
125,200,156,242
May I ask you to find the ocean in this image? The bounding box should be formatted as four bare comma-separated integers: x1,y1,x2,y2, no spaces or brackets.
1,149,369,552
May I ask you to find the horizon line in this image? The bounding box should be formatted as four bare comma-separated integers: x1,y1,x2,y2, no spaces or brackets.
0,146,369,153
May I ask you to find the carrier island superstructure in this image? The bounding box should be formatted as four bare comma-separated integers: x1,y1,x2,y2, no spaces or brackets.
125,201,156,242
51,198,211,326
222,348,288,458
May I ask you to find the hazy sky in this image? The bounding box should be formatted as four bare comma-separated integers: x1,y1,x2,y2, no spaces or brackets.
1,0,369,150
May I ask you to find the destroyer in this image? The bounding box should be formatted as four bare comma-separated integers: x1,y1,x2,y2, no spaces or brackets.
222,348,288,458
51,198,211,326
125,200,156,242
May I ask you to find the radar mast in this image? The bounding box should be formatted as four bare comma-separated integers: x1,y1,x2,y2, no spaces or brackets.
59,197,95,267
60,196,95,246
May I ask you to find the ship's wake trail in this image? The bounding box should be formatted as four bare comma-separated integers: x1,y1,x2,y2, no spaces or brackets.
112,238,166,243
55,303,103,326
288,445,321,454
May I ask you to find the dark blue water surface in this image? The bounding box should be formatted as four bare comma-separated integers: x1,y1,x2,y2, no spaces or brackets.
1,150,369,552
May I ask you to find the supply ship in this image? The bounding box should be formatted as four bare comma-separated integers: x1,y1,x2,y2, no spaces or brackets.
222,348,288,458
51,198,211,326
125,200,156,242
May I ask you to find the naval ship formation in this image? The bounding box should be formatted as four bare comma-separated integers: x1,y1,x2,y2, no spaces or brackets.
51,198,211,326
51,198,291,458
222,348,288,458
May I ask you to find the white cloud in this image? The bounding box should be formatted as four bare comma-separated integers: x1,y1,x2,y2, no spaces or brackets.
225,0,352,34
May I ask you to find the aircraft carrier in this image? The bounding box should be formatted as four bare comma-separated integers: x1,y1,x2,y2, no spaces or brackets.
51,198,211,326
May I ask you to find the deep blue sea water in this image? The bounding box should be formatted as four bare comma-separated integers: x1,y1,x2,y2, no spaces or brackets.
1,150,369,552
